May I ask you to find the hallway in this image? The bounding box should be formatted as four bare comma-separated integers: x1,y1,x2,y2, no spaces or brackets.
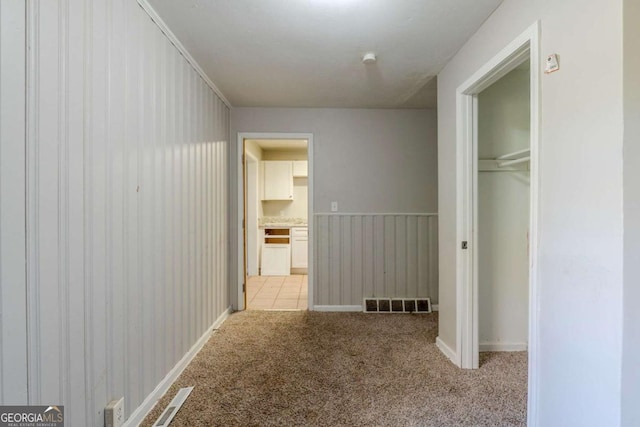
142,311,527,426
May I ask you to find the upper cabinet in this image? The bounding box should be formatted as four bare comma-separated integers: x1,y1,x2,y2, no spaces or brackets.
292,160,308,178
262,161,293,201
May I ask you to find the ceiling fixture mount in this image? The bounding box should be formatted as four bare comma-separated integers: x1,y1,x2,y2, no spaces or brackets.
362,52,377,64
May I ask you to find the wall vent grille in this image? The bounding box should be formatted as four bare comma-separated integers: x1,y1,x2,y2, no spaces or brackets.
363,298,431,313
153,387,194,427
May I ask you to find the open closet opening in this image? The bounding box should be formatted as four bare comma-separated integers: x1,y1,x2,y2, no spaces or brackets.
242,138,310,310
455,26,540,390
477,60,531,354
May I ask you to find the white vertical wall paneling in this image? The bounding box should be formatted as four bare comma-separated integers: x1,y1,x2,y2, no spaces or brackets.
91,0,108,416
314,214,438,306
374,216,385,298
350,217,363,304
384,216,396,297
109,0,124,408
23,0,230,425
130,4,144,411
341,217,352,305
57,0,70,409
0,0,28,404
66,0,87,422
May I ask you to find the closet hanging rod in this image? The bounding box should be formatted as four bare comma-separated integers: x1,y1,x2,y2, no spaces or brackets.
498,156,530,168
496,148,530,161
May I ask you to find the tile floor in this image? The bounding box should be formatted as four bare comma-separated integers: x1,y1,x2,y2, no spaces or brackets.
246,275,308,310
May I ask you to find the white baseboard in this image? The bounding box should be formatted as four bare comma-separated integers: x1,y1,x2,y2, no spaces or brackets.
313,305,363,312
124,306,232,427
479,342,528,352
432,304,439,311
436,336,458,366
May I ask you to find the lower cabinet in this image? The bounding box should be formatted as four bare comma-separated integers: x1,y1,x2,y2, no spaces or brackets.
261,227,291,276
259,226,307,274
261,244,291,276
291,227,308,269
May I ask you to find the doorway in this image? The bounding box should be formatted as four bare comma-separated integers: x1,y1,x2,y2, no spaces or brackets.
245,152,259,277
237,132,314,311
455,21,540,423
477,60,531,355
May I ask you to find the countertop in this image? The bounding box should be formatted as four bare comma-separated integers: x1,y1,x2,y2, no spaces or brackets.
259,217,307,228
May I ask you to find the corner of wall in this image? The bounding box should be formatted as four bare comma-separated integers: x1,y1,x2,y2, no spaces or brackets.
622,0,640,425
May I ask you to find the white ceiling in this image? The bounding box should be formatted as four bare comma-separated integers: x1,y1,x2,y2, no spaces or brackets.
148,0,503,109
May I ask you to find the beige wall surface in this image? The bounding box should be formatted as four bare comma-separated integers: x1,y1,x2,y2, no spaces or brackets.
232,108,438,213
623,0,640,425
230,108,438,309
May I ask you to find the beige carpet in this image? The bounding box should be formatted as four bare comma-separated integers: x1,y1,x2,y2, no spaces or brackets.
142,311,527,427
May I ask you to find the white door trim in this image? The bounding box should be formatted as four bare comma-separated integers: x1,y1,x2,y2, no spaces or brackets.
236,132,314,311
245,151,259,276
455,21,541,426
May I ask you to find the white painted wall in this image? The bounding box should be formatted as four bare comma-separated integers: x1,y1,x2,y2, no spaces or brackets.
244,140,264,219
243,140,262,276
0,0,28,404
437,0,624,424
245,156,259,276
245,139,264,162
229,108,438,309
623,0,640,425
262,149,308,161
477,68,529,349
17,1,229,425
262,181,308,219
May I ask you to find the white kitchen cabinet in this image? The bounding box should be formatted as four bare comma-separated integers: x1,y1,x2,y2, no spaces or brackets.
262,161,293,200
261,244,291,276
292,160,308,178
291,227,308,269
261,228,291,276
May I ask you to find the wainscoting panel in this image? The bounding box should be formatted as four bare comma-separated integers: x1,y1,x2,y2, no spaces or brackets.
314,214,438,307
0,0,28,404
23,1,229,425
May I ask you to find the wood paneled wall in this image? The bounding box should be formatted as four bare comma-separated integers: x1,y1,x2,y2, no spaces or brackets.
21,0,230,424
0,0,29,404
314,214,438,307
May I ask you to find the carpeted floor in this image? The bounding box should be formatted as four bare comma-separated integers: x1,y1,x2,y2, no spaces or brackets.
142,311,527,426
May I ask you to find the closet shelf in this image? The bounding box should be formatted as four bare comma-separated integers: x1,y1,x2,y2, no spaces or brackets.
498,156,530,168
479,148,530,172
496,148,530,161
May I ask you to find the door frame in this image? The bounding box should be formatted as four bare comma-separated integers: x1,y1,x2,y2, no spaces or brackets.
236,132,314,311
455,21,541,424
245,151,259,276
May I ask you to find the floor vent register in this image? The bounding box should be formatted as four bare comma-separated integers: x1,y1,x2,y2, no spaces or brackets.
363,298,431,313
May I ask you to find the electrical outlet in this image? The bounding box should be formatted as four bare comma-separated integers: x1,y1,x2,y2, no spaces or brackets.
331,201,338,212
105,398,125,427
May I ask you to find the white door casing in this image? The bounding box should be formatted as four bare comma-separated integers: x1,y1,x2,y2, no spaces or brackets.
454,21,541,426
245,153,259,276
237,132,314,311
